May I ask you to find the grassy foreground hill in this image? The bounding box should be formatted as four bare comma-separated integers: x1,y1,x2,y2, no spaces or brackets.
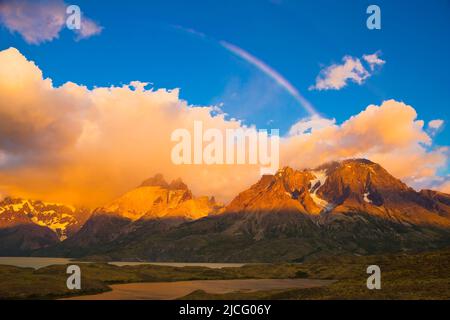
182,248,450,300
1,247,450,300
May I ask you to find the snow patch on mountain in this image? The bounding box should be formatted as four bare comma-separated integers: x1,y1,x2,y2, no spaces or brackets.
309,170,332,211
0,198,84,241
363,192,373,204
309,170,328,193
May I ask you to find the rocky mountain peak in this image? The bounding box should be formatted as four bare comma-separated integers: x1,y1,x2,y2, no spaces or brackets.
140,174,169,188
31,158,450,261
102,175,221,221
168,178,189,191
226,159,450,227
0,197,89,241
140,175,189,191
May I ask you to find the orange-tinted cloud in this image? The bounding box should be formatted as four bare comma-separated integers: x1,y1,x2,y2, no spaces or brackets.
282,100,448,189
0,48,262,207
0,48,448,208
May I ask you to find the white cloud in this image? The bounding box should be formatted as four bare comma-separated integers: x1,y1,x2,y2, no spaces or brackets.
363,52,386,70
429,119,444,130
309,52,385,91
429,119,444,129
417,175,450,193
0,0,102,44
288,116,336,136
74,16,103,40
427,119,445,136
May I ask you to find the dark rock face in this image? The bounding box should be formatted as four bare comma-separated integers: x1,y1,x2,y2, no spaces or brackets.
140,174,169,188
168,178,189,191
36,212,186,259
0,224,59,256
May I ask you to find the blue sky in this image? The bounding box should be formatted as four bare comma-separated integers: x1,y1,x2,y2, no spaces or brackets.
1,0,449,173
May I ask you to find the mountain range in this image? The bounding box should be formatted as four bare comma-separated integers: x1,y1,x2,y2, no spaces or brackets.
2,159,450,261
0,198,90,255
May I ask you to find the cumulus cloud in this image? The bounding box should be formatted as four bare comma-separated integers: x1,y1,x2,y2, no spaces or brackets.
309,52,385,91
0,0,102,44
363,52,386,70
0,48,448,207
288,116,336,136
0,47,263,207
429,119,444,129
428,119,444,136
282,100,448,190
417,175,450,194
74,15,103,40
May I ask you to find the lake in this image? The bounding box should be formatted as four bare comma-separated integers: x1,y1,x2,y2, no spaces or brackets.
0,257,247,269
0,257,333,300
65,279,334,300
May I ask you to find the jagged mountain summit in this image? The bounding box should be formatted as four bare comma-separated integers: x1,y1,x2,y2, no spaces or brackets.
226,159,450,227
0,198,90,255
102,174,222,221
38,159,450,262
40,175,223,256
0,198,90,240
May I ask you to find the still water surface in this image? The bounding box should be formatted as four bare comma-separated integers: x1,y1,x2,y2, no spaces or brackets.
0,256,246,269
0,257,332,300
